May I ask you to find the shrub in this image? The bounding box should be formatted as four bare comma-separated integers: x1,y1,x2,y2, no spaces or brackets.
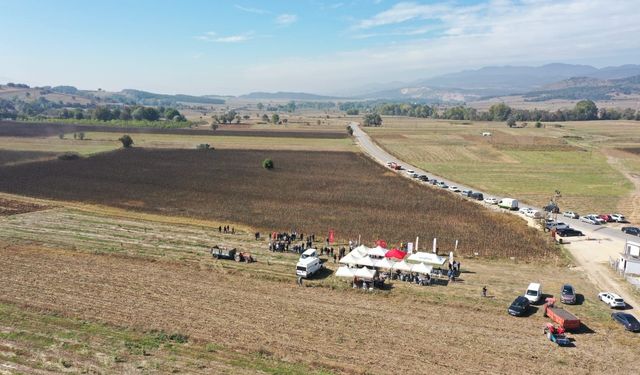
57,152,81,161
535,121,543,128
346,125,353,136
77,132,85,140
262,158,274,170
119,135,134,148
197,144,212,150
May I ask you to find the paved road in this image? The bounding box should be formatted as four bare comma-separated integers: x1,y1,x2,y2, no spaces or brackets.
351,121,640,307
351,122,633,243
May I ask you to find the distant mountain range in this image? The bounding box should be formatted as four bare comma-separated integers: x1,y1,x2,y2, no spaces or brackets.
356,63,640,102
4,63,640,106
522,75,640,102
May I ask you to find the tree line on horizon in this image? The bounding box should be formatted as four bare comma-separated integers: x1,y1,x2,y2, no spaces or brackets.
347,100,640,124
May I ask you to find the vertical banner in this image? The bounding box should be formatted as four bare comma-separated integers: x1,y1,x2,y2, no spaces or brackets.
432,238,437,253
329,229,335,244
415,236,419,252
454,239,459,252
407,242,414,252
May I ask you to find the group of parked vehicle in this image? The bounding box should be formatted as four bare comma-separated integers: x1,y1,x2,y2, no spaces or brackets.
508,282,639,345
579,213,627,225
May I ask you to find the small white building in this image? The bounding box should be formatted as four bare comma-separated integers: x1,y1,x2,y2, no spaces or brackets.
617,240,640,275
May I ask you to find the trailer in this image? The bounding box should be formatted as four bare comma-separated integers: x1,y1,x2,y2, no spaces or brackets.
498,198,518,210
543,298,580,331
543,323,571,346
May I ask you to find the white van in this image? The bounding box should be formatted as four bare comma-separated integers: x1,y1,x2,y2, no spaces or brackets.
296,256,322,278
525,282,542,304
300,248,317,260
498,198,519,210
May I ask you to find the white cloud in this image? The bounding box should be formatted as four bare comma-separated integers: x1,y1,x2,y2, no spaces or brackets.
234,4,271,14
195,31,254,43
238,0,640,93
276,13,298,26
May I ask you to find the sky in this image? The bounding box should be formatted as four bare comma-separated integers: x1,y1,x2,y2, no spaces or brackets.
1,0,639,96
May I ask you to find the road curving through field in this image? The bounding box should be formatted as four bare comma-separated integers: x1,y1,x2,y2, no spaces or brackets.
350,121,640,310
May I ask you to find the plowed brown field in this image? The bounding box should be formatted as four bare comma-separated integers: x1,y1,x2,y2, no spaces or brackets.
0,148,554,259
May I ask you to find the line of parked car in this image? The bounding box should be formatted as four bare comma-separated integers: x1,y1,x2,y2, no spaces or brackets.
387,161,640,237
508,282,639,332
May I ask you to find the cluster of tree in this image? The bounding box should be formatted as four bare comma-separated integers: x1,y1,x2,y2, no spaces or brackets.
362,113,383,127
88,106,186,122
256,101,336,112
345,99,640,123
212,110,240,124
3,83,30,89
260,113,285,124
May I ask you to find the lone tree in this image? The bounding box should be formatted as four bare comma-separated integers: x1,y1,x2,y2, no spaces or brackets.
262,158,274,170
119,134,134,148
574,100,598,121
506,117,516,127
346,125,353,135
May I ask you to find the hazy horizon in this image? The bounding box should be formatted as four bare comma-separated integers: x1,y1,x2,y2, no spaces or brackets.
2,0,639,96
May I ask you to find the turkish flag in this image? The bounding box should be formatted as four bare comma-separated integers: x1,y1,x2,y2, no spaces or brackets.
328,230,335,244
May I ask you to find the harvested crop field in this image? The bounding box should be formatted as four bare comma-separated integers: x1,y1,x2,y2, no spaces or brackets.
0,150,57,165
0,197,49,216
0,241,637,374
0,121,347,139
0,148,553,258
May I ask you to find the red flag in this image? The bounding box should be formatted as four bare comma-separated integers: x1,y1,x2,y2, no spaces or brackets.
329,229,335,244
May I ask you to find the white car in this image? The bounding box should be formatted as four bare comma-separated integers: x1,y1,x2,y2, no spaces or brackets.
588,214,606,224
525,210,542,219
484,197,498,204
405,169,415,175
610,213,626,222
448,186,461,192
598,292,626,308
519,207,532,214
580,216,599,225
563,211,579,219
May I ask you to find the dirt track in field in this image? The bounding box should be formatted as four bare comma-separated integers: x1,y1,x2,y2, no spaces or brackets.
0,245,636,375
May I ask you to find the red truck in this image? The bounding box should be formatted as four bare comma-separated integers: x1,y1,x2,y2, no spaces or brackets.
543,298,580,331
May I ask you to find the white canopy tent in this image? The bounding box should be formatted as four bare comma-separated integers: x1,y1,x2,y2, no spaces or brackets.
407,252,447,266
410,262,433,274
354,267,376,280
355,256,375,267
339,252,359,266
335,266,355,278
350,245,369,258
367,246,388,258
373,257,395,269
391,260,412,272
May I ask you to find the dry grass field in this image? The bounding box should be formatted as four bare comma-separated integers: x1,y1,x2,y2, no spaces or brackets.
0,199,638,374
366,118,638,216
0,148,553,259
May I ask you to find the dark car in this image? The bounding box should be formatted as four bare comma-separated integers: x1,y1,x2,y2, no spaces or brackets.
561,284,576,304
470,192,484,201
508,296,530,316
418,175,429,182
556,228,584,237
612,312,640,332
622,227,640,236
